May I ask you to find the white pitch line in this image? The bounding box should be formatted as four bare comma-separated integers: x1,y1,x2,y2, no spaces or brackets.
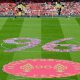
0,43,9,49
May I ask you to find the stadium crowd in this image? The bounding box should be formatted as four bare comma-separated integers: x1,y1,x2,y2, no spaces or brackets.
0,1,80,16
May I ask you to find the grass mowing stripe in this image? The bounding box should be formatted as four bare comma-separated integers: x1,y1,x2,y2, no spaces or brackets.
76,18,80,27
60,18,80,61
41,18,71,59
0,18,24,80
75,18,80,80
6,18,42,80
0,18,8,30
59,17,80,80
41,18,72,80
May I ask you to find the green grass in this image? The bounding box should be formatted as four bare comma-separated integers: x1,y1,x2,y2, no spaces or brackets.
0,17,80,80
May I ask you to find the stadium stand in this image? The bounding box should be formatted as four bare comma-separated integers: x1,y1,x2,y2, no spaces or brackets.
0,0,80,16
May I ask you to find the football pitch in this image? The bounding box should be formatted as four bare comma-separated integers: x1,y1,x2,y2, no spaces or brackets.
0,17,80,80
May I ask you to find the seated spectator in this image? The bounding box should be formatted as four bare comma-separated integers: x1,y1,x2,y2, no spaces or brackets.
0,1,80,16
